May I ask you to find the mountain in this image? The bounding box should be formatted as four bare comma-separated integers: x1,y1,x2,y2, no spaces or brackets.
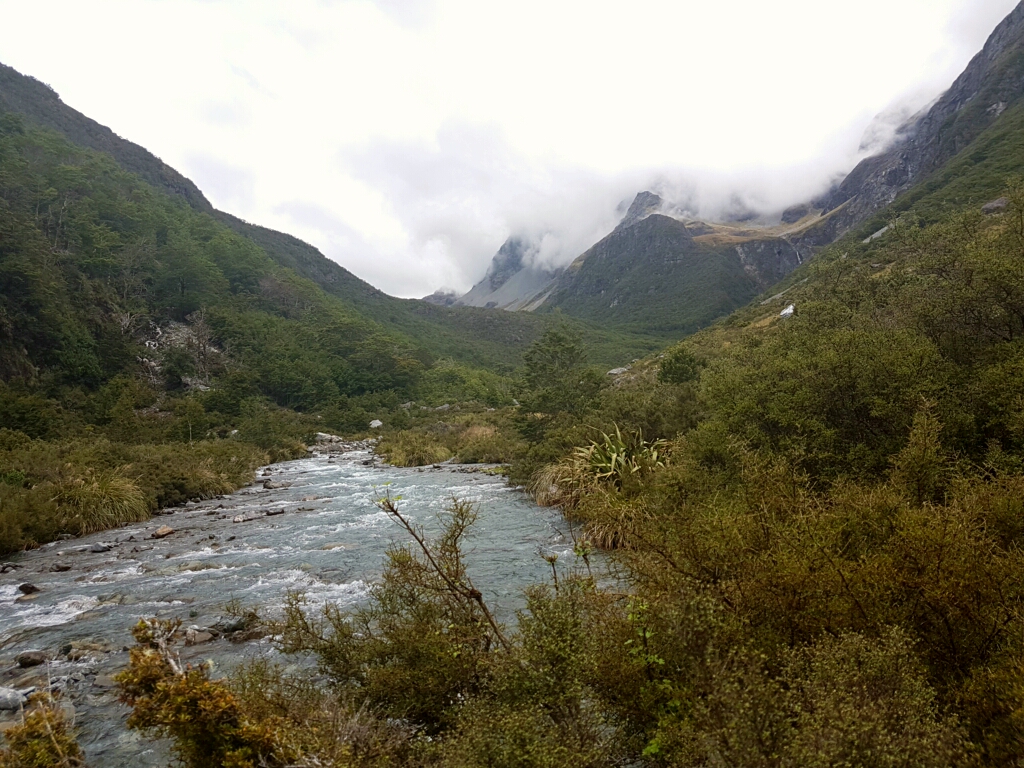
456,238,560,311
0,62,656,369
458,1,1024,340
790,1,1024,247
615,190,664,229
538,193,803,337
455,191,805,339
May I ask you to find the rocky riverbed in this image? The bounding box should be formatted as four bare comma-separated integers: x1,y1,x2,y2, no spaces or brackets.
0,440,577,766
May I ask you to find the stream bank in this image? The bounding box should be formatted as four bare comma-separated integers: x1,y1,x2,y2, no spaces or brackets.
0,441,573,767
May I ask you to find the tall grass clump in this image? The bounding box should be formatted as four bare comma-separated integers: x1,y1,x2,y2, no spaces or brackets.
529,426,667,549
378,431,455,467
52,470,149,535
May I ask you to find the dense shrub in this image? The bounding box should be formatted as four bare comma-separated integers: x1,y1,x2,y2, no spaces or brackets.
0,694,85,768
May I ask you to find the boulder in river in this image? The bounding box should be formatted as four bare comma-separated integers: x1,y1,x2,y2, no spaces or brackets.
151,525,175,539
17,583,40,595
185,628,214,645
90,542,112,553
49,562,71,572
92,675,118,689
0,687,25,710
15,651,48,668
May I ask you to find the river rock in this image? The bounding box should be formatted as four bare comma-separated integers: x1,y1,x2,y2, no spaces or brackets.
90,543,112,553
15,651,47,668
214,615,253,633
263,480,292,489
0,688,25,711
49,562,71,572
0,563,21,573
92,675,118,689
185,628,214,646
65,641,112,661
180,561,218,572
265,508,286,517
17,583,40,595
151,526,175,539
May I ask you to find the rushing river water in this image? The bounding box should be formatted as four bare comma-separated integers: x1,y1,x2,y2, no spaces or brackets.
0,443,580,766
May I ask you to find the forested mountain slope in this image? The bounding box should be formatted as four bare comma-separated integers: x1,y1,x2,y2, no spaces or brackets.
540,202,802,338
0,62,655,369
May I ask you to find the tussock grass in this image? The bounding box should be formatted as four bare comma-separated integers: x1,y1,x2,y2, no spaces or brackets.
0,436,272,553
378,431,454,467
378,411,524,467
53,470,149,535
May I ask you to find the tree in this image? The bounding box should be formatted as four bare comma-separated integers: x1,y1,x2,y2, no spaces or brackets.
520,328,602,418
658,345,702,385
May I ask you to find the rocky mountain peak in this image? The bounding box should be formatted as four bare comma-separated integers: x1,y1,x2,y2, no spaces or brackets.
421,289,458,306
484,237,530,292
617,191,664,230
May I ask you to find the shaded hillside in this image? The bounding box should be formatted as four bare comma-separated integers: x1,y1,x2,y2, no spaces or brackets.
541,206,801,338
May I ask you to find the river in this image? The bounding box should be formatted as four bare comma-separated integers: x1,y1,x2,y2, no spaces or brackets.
0,442,580,766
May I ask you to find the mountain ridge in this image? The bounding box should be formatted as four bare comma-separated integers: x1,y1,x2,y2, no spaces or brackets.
792,0,1024,246
0,61,660,368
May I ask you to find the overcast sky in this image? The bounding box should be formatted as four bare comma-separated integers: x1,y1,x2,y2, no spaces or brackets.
0,0,1018,297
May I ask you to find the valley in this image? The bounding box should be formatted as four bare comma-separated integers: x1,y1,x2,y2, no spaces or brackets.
2,2,1024,766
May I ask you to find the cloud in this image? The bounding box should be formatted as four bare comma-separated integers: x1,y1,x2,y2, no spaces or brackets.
369,0,436,27
186,154,255,211
199,98,251,127
342,123,641,281
0,0,1019,298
